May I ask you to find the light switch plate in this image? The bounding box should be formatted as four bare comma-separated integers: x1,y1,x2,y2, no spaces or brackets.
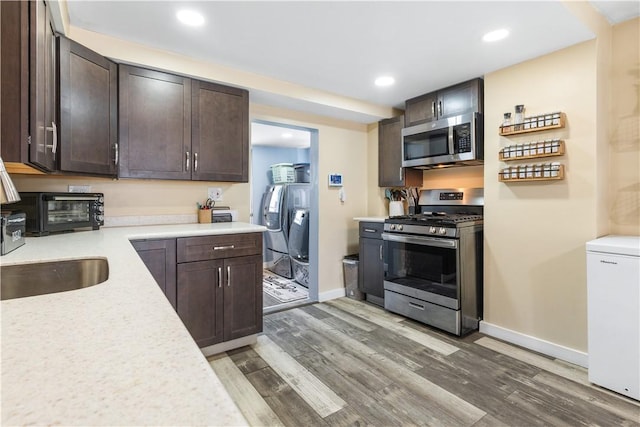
68,185,91,193
208,187,223,201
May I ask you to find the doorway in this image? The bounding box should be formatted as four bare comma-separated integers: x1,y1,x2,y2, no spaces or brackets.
250,120,319,314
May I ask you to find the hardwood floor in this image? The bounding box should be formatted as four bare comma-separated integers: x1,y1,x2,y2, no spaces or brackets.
209,298,640,426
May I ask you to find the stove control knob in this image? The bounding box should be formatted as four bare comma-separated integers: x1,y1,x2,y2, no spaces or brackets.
390,224,396,230
429,226,436,234
439,227,447,235
398,225,403,231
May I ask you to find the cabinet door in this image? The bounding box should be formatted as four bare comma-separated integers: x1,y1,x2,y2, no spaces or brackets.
359,236,384,299
58,37,117,176
177,259,224,348
378,115,422,187
118,65,191,180
438,78,483,119
223,255,262,341
0,1,30,164
192,80,249,182
404,91,438,127
29,0,57,171
131,239,177,309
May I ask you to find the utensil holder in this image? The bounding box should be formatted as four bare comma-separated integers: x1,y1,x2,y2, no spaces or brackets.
198,209,211,223
389,201,404,217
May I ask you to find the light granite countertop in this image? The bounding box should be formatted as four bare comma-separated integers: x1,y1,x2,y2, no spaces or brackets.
1,222,266,426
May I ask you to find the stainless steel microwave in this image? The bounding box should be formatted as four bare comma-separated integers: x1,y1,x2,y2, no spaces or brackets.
401,112,483,168
10,192,105,236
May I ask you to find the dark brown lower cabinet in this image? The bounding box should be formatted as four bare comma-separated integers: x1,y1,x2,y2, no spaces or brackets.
176,255,262,347
131,239,177,308
175,233,263,348
177,259,224,347
134,233,263,349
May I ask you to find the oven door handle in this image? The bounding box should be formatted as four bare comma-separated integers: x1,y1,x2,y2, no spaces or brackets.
382,233,458,249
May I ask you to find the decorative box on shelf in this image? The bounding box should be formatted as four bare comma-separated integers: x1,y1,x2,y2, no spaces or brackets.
500,112,565,136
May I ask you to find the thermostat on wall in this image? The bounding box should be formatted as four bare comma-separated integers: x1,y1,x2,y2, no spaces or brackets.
328,173,343,187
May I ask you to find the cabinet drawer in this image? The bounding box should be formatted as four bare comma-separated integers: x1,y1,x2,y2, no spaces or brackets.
177,233,262,263
359,222,384,238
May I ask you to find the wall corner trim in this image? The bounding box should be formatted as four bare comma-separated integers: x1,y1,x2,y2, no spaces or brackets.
318,287,346,302
479,321,588,368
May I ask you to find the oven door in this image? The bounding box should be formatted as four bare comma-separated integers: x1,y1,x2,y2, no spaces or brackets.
43,195,98,232
382,233,460,309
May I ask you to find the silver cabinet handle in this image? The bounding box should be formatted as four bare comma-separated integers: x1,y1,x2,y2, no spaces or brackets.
431,102,435,117
399,167,403,181
227,265,231,286
185,151,190,171
194,152,198,172
438,101,442,116
364,228,376,233
51,121,57,155
45,121,57,157
217,267,222,288
114,142,119,165
213,245,235,251
379,244,383,260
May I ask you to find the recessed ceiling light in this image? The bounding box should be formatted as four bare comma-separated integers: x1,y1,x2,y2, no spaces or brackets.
482,28,509,42
282,132,293,139
177,10,205,27
374,76,395,87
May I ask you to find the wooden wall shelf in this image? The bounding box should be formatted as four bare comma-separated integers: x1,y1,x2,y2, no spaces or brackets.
499,112,566,136
499,164,565,182
499,140,565,161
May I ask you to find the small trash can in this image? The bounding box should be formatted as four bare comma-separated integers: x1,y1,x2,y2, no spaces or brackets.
343,254,364,300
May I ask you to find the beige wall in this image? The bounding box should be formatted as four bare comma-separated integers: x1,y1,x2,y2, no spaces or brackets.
483,40,601,352
610,18,640,235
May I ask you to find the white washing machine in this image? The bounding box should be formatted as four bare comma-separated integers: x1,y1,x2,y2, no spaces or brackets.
586,235,640,401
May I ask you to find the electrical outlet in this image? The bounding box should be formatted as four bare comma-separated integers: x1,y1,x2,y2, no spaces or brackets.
68,185,91,193
208,187,223,201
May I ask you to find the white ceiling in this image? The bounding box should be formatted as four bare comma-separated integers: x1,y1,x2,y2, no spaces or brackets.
251,122,311,148
63,0,638,144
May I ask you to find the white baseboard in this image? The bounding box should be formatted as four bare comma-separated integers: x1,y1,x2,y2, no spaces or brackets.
479,321,588,368
200,334,258,357
318,287,346,302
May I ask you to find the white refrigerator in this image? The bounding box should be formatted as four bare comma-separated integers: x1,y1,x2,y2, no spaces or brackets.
586,235,640,401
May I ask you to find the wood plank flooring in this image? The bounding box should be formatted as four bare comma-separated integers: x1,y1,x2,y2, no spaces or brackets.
208,298,640,426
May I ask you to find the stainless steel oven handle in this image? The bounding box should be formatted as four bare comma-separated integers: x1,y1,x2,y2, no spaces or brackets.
382,232,458,249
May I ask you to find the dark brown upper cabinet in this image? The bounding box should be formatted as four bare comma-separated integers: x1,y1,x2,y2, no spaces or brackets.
405,78,483,128
118,64,192,180
1,0,56,172
192,80,249,182
57,36,117,176
378,115,422,187
30,0,57,171
119,65,249,182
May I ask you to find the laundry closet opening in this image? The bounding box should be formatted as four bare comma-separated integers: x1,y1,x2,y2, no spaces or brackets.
250,120,319,313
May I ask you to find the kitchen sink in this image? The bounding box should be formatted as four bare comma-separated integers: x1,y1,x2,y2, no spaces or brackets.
1,258,109,301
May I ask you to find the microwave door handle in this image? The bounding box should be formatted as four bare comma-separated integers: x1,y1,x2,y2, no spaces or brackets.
448,125,455,155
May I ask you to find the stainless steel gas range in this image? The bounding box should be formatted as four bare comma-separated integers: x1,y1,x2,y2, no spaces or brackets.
382,188,483,336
